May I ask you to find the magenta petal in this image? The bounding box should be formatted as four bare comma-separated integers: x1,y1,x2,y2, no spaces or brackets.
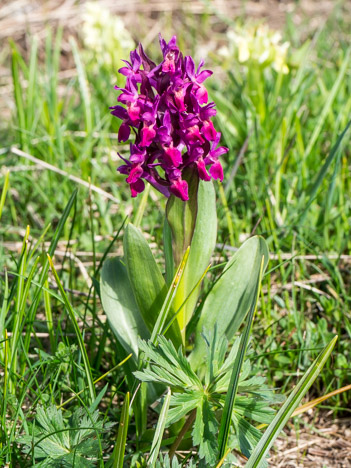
162,58,176,73
196,69,213,84
186,125,205,144
196,158,211,181
110,105,128,119
209,161,224,181
118,66,132,77
185,56,195,78
126,164,143,184
127,103,141,122
141,125,156,147
164,146,182,167
111,36,229,200
118,123,130,142
170,179,189,201
202,120,217,141
195,85,208,104
130,179,145,197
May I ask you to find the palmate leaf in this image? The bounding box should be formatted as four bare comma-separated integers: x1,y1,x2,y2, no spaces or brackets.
135,333,281,464
232,414,268,468
192,397,218,465
167,392,203,426
134,334,280,465
155,454,196,468
18,405,111,467
134,337,202,390
234,397,276,425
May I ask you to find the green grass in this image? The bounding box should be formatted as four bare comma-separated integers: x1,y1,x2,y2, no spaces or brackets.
1,1,351,465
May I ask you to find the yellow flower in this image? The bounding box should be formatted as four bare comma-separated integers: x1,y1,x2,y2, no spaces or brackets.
223,24,290,74
82,2,134,68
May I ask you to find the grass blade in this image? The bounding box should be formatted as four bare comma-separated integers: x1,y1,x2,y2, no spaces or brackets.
148,388,172,466
292,383,351,417
150,247,190,345
47,254,95,403
0,170,10,222
57,354,132,409
22,190,78,359
298,120,351,223
217,257,265,460
245,335,338,468
112,392,130,468
133,184,150,228
10,41,27,150
303,47,351,159
70,37,93,134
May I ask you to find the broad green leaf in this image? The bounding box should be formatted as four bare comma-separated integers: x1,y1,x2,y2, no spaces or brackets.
123,224,182,347
165,168,200,270
100,257,149,357
148,388,171,466
166,177,217,339
190,236,268,369
245,335,337,468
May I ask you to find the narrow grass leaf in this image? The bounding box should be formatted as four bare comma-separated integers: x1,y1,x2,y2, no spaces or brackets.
298,120,351,223
0,170,10,222
112,392,130,468
70,37,93,134
303,47,351,159
47,254,95,403
23,190,77,358
217,257,265,460
150,247,189,345
245,335,338,468
292,383,351,417
133,183,150,228
9,226,30,389
148,388,172,466
57,355,132,409
10,41,27,150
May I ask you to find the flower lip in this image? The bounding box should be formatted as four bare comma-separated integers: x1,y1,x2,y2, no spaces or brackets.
111,34,228,200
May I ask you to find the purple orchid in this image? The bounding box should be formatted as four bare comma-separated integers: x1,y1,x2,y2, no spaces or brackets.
111,34,228,201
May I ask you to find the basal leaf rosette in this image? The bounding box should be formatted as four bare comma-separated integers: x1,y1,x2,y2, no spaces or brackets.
111,34,228,201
